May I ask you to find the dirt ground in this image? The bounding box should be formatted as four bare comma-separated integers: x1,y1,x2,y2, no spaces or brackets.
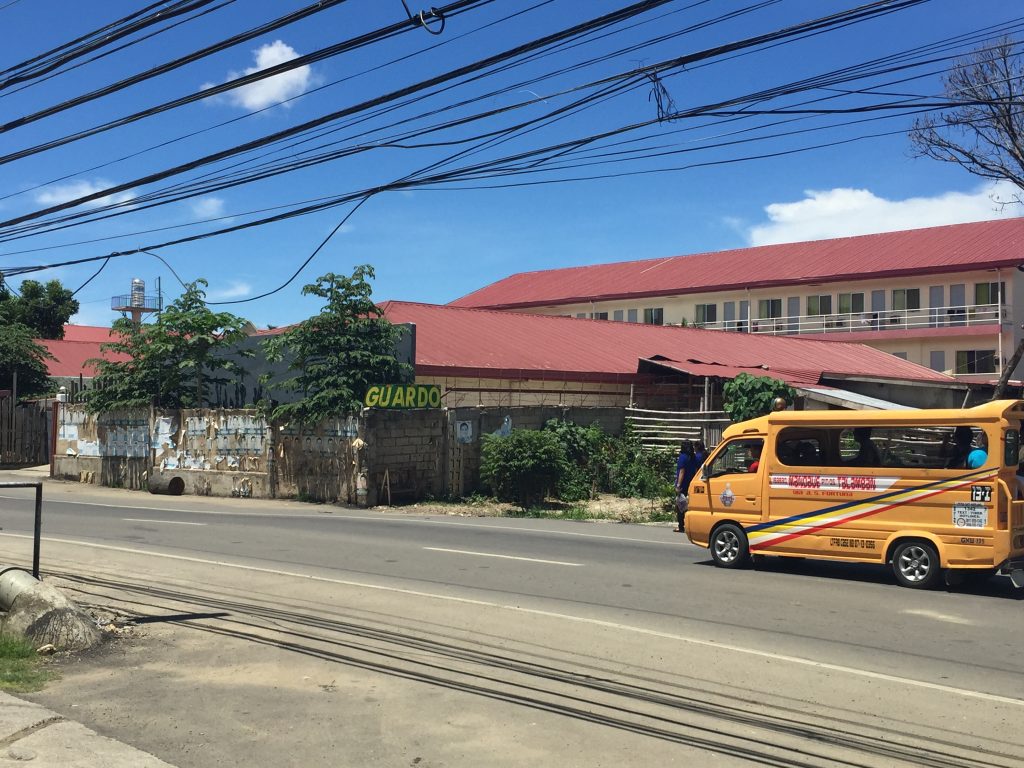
371,493,674,523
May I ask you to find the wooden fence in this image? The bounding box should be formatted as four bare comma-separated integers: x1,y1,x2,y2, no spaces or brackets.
0,398,50,466
625,407,731,452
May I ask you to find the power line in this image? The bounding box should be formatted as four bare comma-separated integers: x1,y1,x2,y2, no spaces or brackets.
0,0,917,234
0,1,224,90
0,0,496,158
0,0,351,127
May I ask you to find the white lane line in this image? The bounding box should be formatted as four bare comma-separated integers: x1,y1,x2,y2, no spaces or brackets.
423,546,582,566
4,531,1021,708
123,519,207,527
901,608,973,626
0,493,679,546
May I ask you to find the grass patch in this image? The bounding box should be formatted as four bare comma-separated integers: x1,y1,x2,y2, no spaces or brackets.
0,636,55,692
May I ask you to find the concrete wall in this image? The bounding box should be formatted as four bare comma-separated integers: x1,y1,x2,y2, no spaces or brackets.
52,404,630,505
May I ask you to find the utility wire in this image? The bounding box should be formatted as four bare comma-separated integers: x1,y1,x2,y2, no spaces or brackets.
0,0,351,126
0,0,557,205
0,1,223,90
0,0,496,156
0,0,237,99
0,0,920,233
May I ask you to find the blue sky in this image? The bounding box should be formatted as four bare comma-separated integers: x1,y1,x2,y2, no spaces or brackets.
0,0,1021,328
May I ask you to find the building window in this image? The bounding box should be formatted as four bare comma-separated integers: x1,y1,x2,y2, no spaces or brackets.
627,309,638,323
892,288,920,311
892,352,908,360
613,309,624,322
838,292,864,314
758,298,782,318
575,312,587,318
695,303,717,325
643,307,664,325
929,350,946,372
807,294,832,316
955,350,996,374
592,311,608,320
974,281,1004,306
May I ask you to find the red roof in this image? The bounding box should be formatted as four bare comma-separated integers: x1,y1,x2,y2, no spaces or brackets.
39,339,129,378
379,301,954,386
451,218,1024,310
61,324,116,343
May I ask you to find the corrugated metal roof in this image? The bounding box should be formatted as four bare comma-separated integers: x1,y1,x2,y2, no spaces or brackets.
380,301,955,385
451,218,1024,309
61,325,115,343
39,339,128,378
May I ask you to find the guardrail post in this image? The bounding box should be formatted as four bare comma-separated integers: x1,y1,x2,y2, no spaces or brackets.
0,482,44,579
33,483,42,579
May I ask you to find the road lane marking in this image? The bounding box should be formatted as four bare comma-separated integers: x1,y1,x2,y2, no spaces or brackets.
123,519,207,527
4,531,1021,708
0,493,680,546
901,608,973,625
423,547,582,566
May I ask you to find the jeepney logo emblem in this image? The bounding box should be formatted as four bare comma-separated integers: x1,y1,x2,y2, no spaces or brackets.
720,483,735,507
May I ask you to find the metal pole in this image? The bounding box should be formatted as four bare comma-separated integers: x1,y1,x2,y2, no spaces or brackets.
32,483,41,579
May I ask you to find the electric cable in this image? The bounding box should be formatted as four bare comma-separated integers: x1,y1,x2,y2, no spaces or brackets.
0,1,224,91
0,0,351,123
0,0,557,205
0,0,923,233
0,0,496,154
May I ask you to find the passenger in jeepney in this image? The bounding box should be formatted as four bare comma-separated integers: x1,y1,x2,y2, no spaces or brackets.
846,427,880,467
942,426,976,469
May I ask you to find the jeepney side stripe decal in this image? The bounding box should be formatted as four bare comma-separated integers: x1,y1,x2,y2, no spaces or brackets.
746,469,998,552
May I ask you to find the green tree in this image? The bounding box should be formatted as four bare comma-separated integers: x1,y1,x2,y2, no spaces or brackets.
263,266,411,423
0,323,53,398
722,373,795,423
0,279,79,339
87,280,251,411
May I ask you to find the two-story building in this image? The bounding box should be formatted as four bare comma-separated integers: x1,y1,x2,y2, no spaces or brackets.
450,218,1024,378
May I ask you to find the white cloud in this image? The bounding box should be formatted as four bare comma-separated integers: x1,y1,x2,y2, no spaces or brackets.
34,178,135,208
744,180,1023,246
201,40,312,111
189,196,226,219
206,281,252,300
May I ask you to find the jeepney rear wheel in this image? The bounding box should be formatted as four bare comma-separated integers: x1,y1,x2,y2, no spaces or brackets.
891,540,941,589
710,523,750,569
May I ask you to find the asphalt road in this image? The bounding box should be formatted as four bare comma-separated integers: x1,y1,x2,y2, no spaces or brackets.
0,479,1022,767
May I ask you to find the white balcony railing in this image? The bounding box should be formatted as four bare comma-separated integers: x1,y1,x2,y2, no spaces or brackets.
694,303,1007,335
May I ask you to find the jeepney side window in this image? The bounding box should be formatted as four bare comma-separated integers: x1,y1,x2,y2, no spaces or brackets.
707,439,764,477
778,425,988,469
776,431,824,467
1005,429,1019,467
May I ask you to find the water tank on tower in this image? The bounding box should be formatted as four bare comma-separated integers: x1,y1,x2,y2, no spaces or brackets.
130,278,145,308
112,277,161,324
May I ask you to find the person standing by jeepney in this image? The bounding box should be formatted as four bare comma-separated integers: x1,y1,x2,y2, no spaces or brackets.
675,440,697,532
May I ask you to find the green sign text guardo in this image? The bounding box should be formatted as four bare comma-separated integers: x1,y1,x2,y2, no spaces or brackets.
364,384,441,409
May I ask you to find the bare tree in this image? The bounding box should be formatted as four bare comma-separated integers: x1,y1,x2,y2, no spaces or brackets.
910,37,1024,201
909,38,1024,398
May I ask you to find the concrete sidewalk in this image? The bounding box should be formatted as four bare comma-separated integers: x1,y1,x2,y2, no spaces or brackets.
0,690,174,766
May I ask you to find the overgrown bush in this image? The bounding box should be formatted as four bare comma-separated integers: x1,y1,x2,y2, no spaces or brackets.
543,419,610,502
480,429,568,509
607,425,677,499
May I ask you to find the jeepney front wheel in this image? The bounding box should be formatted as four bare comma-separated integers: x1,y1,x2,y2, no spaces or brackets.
891,540,941,589
710,523,751,569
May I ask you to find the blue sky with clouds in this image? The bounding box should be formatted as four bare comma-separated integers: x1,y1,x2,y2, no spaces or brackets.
0,0,1021,328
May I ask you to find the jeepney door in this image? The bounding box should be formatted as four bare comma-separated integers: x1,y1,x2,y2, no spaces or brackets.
701,437,765,521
